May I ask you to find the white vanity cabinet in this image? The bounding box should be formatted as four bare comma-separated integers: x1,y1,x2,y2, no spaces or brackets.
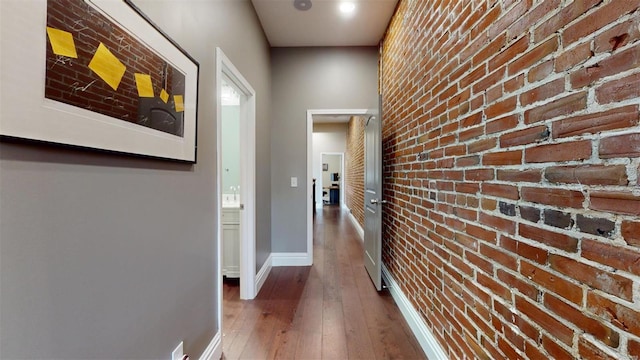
222,208,240,278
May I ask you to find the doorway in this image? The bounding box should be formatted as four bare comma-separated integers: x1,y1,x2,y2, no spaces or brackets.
320,153,343,207
306,109,368,262
216,47,257,323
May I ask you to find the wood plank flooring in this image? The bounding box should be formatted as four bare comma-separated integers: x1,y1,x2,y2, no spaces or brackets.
222,205,427,360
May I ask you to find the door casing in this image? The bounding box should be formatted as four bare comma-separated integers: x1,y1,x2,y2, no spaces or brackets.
215,47,257,310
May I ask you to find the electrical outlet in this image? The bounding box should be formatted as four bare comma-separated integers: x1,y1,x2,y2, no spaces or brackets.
290,177,298,187
171,341,184,360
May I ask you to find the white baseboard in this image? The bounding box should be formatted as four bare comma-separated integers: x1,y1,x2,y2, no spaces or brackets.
198,331,222,360
346,208,364,241
272,252,311,266
255,254,272,295
382,265,448,360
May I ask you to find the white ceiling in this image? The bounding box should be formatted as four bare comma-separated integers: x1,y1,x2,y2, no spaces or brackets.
251,0,399,47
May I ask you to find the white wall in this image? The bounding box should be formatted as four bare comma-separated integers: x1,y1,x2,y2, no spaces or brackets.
313,123,347,206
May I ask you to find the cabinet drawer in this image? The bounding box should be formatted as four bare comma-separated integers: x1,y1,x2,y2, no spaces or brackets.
222,209,240,224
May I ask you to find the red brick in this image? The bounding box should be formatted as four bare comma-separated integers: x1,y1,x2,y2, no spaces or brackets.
590,191,640,216
477,272,509,300
482,183,519,200
486,114,518,134
521,186,585,208
468,138,497,154
497,169,542,183
523,340,546,360
500,125,550,147
562,0,640,46
519,223,579,252
485,96,517,119
571,44,640,88
516,240,548,264
474,67,507,94
509,36,559,76
525,140,591,163
587,291,640,337
460,112,483,128
555,42,592,72
466,168,495,181
472,34,507,66
550,255,634,301
507,0,560,41
482,244,517,270
629,339,640,358
521,78,564,106
497,336,523,360
594,16,640,54
460,127,485,143
622,221,640,246
528,59,554,83
524,92,587,124
533,0,601,42
582,238,640,277
497,270,537,302
579,337,620,360
516,296,574,345
598,132,640,158
490,0,530,39
461,65,487,89
553,105,639,138
545,294,619,347
479,212,516,234
596,73,640,105
483,150,522,165
467,223,498,243
456,155,480,167
545,165,628,186
504,74,525,93
489,35,529,72
520,261,582,304
541,335,573,360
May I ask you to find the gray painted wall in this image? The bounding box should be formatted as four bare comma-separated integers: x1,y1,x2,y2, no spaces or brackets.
0,1,271,359
271,47,378,252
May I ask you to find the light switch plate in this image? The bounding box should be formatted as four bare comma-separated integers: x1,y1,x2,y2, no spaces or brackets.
291,177,298,187
172,341,184,360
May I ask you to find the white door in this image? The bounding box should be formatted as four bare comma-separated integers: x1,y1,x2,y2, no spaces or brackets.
364,108,383,291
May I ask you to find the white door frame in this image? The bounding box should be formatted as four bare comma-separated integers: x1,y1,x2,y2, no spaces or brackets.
306,109,368,262
216,47,257,317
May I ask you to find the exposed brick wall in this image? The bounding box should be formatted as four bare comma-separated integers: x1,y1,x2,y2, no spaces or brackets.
380,1,640,359
346,115,365,228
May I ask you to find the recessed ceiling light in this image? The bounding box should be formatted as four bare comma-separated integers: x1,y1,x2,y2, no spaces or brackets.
294,0,312,11
339,2,356,15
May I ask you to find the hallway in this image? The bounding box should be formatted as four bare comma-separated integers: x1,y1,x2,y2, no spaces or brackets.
222,205,426,359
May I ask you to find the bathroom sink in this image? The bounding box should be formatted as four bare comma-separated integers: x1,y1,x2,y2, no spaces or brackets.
222,194,241,208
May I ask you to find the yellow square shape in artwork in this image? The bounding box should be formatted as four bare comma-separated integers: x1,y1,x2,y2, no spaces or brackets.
134,73,154,97
160,89,169,103
88,43,127,91
174,95,184,112
46,27,78,58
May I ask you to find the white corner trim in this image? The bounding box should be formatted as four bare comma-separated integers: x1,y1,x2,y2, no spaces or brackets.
272,252,312,266
346,208,364,242
381,265,448,360
255,254,273,295
198,331,222,360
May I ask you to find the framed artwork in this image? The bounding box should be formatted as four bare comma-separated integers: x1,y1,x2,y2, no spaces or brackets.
323,163,328,171
0,0,199,162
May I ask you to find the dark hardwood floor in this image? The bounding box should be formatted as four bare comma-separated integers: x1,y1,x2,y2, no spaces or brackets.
222,205,427,359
